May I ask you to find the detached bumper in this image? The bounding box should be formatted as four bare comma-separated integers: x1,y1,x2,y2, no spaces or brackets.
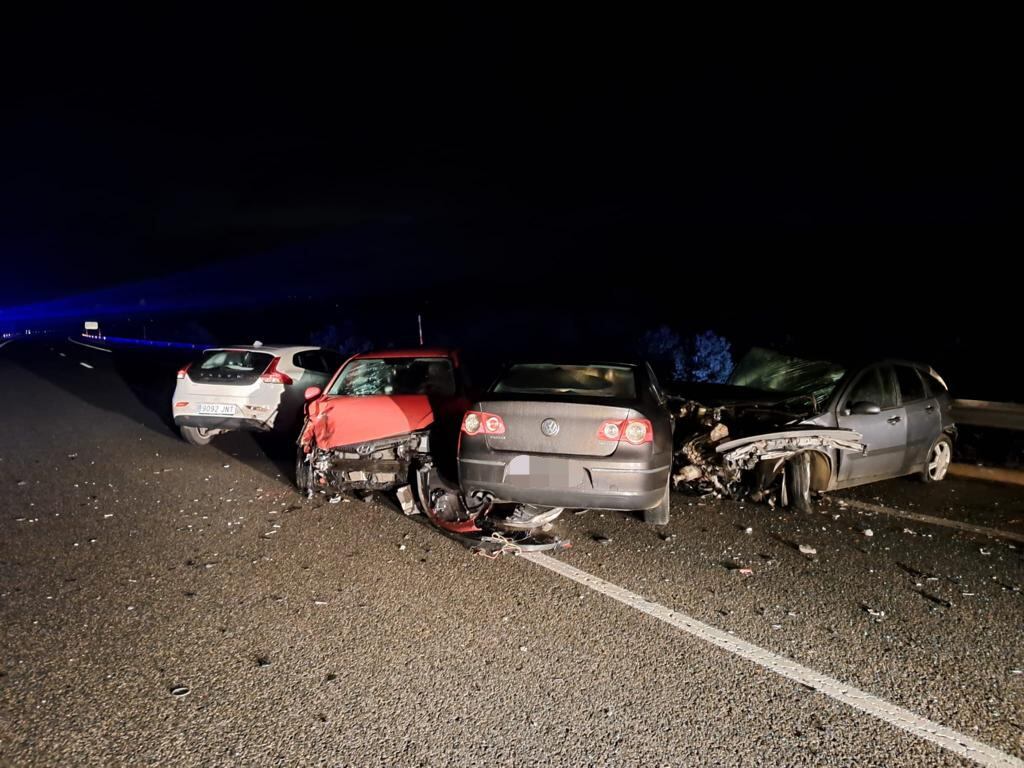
174,415,273,432
459,454,670,511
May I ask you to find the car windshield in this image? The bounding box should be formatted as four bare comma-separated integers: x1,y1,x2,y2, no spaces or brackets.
492,364,637,399
328,357,456,397
729,348,846,412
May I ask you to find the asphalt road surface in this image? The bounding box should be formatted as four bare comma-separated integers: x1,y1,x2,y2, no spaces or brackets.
2,337,1022,767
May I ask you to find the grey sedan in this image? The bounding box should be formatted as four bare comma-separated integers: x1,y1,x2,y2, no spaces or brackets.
458,362,675,524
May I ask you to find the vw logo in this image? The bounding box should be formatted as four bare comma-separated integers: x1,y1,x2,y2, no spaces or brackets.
540,418,560,437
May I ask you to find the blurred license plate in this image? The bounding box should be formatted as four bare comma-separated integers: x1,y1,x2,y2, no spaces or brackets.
198,403,236,415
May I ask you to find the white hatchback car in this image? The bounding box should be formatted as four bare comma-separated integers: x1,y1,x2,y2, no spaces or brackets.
172,344,343,445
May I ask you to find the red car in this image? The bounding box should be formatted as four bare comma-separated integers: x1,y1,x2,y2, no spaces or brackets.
296,349,470,503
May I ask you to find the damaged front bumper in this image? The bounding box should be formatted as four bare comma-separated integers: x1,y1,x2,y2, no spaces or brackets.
309,431,430,492
671,400,865,504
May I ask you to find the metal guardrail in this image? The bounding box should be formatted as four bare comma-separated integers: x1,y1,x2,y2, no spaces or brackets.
951,399,1024,431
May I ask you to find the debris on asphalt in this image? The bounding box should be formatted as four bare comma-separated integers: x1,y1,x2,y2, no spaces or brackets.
169,686,190,698
16,480,27,486
738,568,753,576
396,485,417,515
863,606,886,621
979,548,992,556
328,496,342,504
798,544,817,556
744,527,753,535
862,529,874,537
399,544,406,551
256,656,271,667
593,535,612,546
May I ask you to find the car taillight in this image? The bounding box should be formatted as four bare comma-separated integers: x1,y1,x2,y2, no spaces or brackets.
597,418,653,445
260,357,293,385
176,362,192,380
462,411,506,435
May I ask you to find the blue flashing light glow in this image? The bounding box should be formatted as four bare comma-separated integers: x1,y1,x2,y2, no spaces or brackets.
81,334,204,350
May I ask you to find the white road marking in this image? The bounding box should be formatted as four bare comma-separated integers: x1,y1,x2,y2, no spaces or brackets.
67,336,113,353
0,338,17,349
520,551,1023,768
836,498,1024,544
79,362,94,369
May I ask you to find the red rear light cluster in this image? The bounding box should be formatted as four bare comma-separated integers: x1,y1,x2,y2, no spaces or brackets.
462,411,506,436
597,418,653,445
176,362,192,380
260,357,294,385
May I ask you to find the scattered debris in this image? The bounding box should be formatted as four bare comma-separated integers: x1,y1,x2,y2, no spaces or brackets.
328,496,342,504
979,548,992,556
738,568,753,576
256,656,271,668
593,535,612,546
798,544,817,556
169,685,190,698
863,606,886,621
744,527,753,535
396,485,417,515
863,529,874,537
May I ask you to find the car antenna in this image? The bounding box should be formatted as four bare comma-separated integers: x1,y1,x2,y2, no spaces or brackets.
417,314,424,347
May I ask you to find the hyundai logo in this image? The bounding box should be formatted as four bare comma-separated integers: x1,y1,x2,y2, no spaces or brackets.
540,418,560,437
355,444,374,456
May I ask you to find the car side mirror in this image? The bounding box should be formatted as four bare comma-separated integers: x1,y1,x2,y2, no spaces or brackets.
304,386,322,401
848,400,881,416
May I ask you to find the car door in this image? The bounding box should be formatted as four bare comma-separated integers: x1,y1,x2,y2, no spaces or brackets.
836,364,908,483
894,364,939,473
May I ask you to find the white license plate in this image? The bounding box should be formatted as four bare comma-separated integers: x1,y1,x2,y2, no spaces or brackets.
197,403,237,416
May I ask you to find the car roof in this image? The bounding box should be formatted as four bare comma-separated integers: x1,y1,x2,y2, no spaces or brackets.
203,345,320,355
351,348,456,360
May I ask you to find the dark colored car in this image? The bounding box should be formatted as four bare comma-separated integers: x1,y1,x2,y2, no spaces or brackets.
457,361,675,524
297,348,470,497
669,348,956,510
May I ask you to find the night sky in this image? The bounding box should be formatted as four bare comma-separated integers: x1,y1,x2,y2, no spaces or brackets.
1,18,1019,396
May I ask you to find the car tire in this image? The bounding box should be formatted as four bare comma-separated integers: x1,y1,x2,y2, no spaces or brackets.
921,435,953,483
643,479,671,525
785,452,814,513
295,446,312,493
180,426,214,446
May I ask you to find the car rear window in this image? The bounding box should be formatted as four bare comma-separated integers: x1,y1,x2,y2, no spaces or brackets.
328,357,456,397
492,364,636,399
190,350,274,384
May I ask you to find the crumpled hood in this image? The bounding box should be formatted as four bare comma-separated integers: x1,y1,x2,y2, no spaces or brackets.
303,395,435,450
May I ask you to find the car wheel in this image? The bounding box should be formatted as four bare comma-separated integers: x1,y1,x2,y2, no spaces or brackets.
295,446,313,493
180,426,214,446
921,435,953,483
785,452,814,513
643,479,671,525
